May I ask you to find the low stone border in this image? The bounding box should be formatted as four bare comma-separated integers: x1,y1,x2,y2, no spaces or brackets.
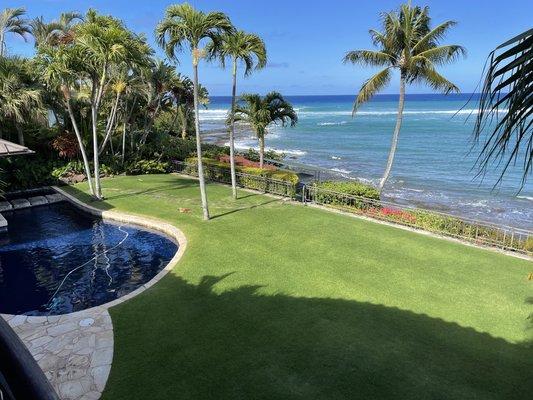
1,186,187,400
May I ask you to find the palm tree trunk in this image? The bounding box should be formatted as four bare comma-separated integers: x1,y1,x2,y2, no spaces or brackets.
99,91,121,155
91,104,102,199
229,57,238,199
15,124,24,146
65,98,95,196
259,134,265,169
121,121,126,165
192,52,210,221
0,33,4,57
379,76,406,192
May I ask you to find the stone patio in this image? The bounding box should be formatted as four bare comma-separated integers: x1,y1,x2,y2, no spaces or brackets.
2,308,113,400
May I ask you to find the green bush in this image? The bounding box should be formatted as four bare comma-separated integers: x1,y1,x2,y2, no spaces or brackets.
51,161,85,179
183,158,299,197
310,180,380,211
314,181,380,200
0,156,65,190
125,160,171,175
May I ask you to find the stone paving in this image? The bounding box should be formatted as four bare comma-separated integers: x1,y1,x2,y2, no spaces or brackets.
2,308,113,400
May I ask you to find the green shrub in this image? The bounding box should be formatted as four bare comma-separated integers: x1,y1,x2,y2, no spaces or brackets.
314,181,380,200
310,180,380,211
51,161,85,179
0,157,65,190
183,158,298,197
125,160,171,175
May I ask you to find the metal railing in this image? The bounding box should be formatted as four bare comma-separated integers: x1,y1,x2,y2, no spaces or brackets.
302,184,532,255
173,160,532,255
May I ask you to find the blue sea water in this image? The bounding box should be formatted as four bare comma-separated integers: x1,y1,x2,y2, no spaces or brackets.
200,94,532,229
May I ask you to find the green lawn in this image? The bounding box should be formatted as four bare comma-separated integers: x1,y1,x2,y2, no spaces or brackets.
66,174,533,400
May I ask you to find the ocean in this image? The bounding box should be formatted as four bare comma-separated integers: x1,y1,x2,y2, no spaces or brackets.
199,94,532,230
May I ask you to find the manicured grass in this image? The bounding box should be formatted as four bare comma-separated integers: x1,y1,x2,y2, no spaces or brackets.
66,174,533,400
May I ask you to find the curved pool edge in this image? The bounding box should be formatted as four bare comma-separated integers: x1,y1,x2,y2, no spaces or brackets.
1,185,188,400
52,185,188,313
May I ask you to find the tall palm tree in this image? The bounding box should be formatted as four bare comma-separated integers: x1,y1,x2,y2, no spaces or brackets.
473,28,532,189
343,3,465,193
30,12,82,48
156,3,234,220
36,44,96,196
208,30,267,198
233,92,297,168
0,57,44,145
0,7,31,57
75,9,152,199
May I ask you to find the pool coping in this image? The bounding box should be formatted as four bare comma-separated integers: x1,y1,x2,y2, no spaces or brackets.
53,185,188,312
1,186,188,400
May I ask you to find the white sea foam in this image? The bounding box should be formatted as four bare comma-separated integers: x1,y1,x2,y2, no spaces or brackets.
297,108,505,118
331,168,352,174
317,121,347,126
331,156,342,160
198,109,229,121
233,142,307,156
516,195,533,201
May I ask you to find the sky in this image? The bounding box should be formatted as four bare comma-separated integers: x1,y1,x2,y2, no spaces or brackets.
3,0,533,96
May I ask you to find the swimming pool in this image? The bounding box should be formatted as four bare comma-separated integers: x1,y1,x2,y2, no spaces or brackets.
0,201,178,316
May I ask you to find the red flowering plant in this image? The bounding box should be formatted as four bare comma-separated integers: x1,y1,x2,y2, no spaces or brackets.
367,206,417,224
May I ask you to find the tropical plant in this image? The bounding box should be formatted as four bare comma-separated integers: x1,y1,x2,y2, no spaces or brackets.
0,7,31,57
473,28,532,189
233,92,297,168
0,56,44,145
36,43,96,195
156,2,234,220
208,30,267,198
73,9,152,199
30,12,82,48
343,2,465,192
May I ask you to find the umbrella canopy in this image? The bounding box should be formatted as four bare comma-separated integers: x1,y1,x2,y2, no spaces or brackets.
0,139,34,157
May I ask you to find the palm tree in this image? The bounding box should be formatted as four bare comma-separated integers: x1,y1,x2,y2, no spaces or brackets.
0,7,31,57
473,28,532,189
156,3,234,220
30,12,82,48
36,44,96,196
208,30,267,198
75,9,152,199
0,57,44,145
233,92,297,168
343,3,465,193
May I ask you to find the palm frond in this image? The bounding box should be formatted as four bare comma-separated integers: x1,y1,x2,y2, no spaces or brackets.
343,50,394,67
473,28,533,188
353,67,391,114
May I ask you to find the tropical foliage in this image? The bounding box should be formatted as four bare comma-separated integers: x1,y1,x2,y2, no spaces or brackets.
233,92,298,168
343,3,465,192
209,30,267,198
0,6,223,204
473,28,532,189
0,7,31,56
156,2,234,220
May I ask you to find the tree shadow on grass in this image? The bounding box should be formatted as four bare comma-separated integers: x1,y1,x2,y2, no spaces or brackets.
103,180,199,201
60,185,115,211
210,198,282,220
106,274,533,400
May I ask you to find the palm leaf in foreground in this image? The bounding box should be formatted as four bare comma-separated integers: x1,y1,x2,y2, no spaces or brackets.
473,28,533,190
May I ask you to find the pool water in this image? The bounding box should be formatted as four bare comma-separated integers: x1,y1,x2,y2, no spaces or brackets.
0,202,178,316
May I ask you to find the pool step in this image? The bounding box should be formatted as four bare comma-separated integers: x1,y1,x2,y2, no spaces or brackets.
0,214,6,232
0,191,66,233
